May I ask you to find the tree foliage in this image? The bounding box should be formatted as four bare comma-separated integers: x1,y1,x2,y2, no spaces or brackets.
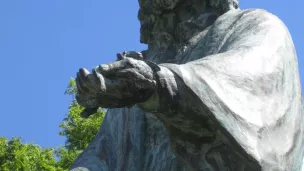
0,78,105,171
59,101,105,151
57,78,105,170
0,137,60,171
60,78,105,152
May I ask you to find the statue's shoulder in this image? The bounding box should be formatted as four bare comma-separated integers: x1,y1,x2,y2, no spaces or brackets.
213,8,287,36
211,8,285,34
230,8,284,26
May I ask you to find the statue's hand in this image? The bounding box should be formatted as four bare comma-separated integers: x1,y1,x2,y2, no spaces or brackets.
116,51,144,61
75,57,157,110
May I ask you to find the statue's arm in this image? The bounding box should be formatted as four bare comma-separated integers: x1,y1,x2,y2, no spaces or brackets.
139,9,301,164
140,9,294,115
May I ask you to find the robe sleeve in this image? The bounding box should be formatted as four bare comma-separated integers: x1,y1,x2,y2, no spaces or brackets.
146,9,303,167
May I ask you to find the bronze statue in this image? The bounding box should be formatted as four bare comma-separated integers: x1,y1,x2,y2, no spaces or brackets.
71,0,304,170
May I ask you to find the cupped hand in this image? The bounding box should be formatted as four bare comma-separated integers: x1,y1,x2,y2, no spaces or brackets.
75,57,157,112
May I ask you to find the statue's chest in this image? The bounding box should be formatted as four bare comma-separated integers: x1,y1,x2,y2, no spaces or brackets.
146,27,229,65
147,10,243,65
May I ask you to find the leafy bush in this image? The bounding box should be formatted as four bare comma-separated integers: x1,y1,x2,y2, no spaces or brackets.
0,78,105,171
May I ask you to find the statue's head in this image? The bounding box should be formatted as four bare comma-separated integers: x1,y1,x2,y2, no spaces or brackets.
138,0,239,45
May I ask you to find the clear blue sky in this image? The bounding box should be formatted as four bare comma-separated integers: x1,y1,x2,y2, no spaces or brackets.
0,0,303,148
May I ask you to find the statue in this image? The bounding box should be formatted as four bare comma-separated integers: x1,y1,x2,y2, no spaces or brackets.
70,0,304,170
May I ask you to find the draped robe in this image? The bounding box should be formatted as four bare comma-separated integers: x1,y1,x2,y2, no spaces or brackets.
71,9,304,171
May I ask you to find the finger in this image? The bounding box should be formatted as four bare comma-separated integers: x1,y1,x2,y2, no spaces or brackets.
78,68,90,89
79,68,90,80
92,68,106,92
78,68,97,93
76,72,90,93
121,51,128,56
76,74,84,93
116,53,125,61
98,59,131,76
122,51,143,60
116,68,146,80
86,74,99,92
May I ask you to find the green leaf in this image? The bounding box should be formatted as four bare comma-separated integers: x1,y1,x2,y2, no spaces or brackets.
0,77,105,170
